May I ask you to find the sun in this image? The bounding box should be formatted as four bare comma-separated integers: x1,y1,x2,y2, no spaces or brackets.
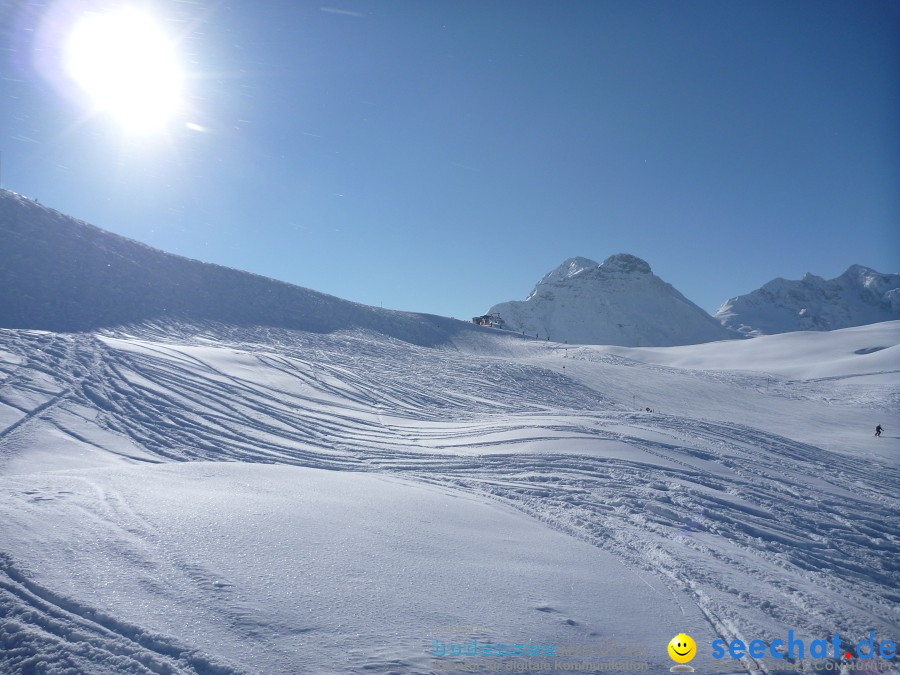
65,9,183,132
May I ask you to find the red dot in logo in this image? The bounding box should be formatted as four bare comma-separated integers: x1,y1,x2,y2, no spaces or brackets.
845,652,851,659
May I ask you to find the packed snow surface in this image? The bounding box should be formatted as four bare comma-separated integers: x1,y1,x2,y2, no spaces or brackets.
1,463,699,673
0,319,897,673
488,255,736,346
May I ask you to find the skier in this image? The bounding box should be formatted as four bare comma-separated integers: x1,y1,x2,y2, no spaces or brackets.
875,424,883,437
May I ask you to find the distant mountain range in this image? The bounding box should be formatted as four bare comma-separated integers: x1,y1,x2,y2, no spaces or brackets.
487,256,899,346
488,255,735,347
3,189,896,348
715,266,900,336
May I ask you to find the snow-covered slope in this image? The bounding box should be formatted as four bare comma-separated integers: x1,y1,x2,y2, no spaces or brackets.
0,189,475,346
592,320,900,381
1,193,898,673
0,462,693,673
489,254,736,346
716,264,900,336
0,320,897,673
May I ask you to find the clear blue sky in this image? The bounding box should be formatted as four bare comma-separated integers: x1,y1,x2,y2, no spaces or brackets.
2,0,898,319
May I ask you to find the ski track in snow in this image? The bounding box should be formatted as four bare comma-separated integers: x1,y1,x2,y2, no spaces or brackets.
0,322,897,674
0,552,241,674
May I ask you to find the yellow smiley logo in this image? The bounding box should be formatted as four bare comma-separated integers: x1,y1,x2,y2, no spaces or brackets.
667,633,696,664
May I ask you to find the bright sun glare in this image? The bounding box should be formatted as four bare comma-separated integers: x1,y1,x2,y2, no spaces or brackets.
65,9,183,132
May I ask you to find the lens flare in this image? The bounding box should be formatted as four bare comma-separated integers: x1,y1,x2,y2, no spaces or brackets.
65,8,183,132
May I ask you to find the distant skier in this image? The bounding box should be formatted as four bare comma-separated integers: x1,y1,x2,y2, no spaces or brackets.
875,424,883,437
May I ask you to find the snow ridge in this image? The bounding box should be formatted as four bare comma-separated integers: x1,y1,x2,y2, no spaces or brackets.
0,189,476,347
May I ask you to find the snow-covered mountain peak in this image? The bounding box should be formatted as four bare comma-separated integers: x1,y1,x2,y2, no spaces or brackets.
535,256,599,286
490,255,735,346
801,272,824,284
528,254,652,301
598,253,652,275
841,264,893,292
843,263,874,276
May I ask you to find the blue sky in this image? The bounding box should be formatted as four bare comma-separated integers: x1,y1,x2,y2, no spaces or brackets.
2,0,898,320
